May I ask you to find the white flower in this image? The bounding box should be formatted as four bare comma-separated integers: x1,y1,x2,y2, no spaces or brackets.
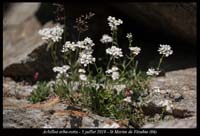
56,73,69,79
100,34,113,44
112,71,120,80
79,74,87,81
106,66,120,80
83,37,95,47
111,66,119,71
38,25,64,42
123,96,132,103
76,37,95,50
76,41,85,49
53,65,70,79
62,41,77,52
78,69,86,73
113,84,126,95
106,46,123,59
107,16,123,31
53,66,62,73
126,33,132,39
105,69,113,74
158,99,173,112
78,49,96,67
146,68,160,76
158,44,173,57
61,37,95,52
62,65,70,71
129,47,141,56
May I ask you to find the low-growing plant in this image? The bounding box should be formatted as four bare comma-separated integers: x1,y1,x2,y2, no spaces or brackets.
28,81,50,103
28,9,174,127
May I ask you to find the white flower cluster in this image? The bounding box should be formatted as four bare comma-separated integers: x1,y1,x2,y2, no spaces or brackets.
158,44,173,57
62,41,77,52
146,68,160,76
83,37,95,49
100,34,113,44
106,66,120,80
107,16,123,31
78,68,87,81
129,47,141,56
158,99,173,112
126,33,132,39
38,25,64,42
106,46,123,59
52,65,70,79
78,49,96,67
62,37,95,52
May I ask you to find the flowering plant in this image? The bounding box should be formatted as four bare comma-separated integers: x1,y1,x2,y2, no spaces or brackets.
30,11,173,127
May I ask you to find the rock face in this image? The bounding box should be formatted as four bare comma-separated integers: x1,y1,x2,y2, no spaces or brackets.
3,3,56,81
3,3,42,69
110,3,196,45
141,68,196,128
3,3,40,26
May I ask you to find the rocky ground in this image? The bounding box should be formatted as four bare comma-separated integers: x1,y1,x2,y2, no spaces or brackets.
142,68,196,128
3,68,196,128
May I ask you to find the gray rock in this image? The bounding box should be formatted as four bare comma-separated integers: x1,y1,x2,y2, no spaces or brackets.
142,118,196,128
3,21,55,81
82,116,95,128
3,77,36,98
171,93,184,102
3,3,41,27
3,3,57,81
3,109,45,128
3,91,122,128
146,68,196,117
142,68,196,128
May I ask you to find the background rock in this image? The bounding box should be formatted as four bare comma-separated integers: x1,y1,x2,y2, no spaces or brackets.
3,3,40,26
110,3,196,46
3,2,56,81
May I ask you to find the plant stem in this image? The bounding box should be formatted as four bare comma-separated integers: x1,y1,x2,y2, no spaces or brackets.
157,55,164,70
107,56,113,69
94,63,99,74
50,42,56,66
114,31,118,46
134,60,138,76
122,56,135,74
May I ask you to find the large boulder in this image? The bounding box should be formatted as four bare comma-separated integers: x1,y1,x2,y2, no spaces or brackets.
3,3,55,82
110,3,196,46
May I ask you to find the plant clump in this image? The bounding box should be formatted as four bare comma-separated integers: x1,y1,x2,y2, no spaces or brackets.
30,11,174,128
